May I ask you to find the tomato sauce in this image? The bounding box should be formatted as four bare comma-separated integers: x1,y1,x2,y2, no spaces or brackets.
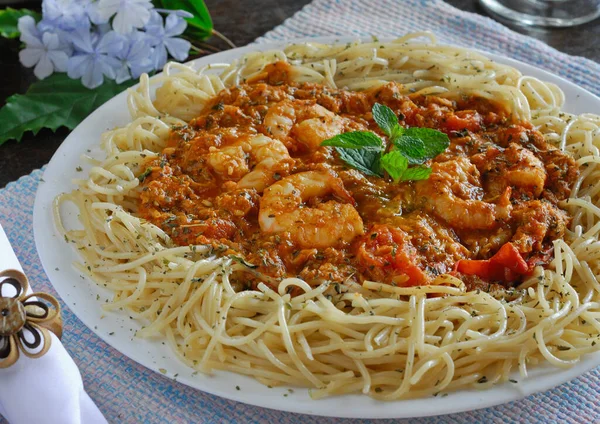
137,63,578,291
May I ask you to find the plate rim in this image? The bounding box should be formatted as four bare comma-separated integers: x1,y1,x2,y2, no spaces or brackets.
32,36,600,419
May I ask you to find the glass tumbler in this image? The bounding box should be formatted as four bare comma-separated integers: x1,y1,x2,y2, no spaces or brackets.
479,0,600,27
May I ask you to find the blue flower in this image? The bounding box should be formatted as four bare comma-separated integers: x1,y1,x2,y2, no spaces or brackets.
154,8,194,19
91,0,153,34
40,0,91,31
145,11,190,69
18,16,69,79
67,28,124,88
113,31,154,83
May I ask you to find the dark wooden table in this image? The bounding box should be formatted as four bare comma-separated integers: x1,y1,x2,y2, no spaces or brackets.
2,0,600,188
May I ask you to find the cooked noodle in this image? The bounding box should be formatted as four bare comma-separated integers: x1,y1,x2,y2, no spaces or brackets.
54,33,600,399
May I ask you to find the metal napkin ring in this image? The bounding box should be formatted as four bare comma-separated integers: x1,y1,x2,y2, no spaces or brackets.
0,269,62,369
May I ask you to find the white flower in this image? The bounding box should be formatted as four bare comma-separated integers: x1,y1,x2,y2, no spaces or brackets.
93,0,153,34
18,16,69,79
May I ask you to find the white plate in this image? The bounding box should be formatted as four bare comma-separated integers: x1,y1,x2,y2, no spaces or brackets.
33,37,600,419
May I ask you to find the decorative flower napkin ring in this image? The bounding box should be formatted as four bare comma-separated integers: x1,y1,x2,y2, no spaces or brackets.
0,269,62,369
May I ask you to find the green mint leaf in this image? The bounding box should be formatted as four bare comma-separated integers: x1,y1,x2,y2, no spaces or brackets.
399,166,432,181
0,73,137,145
391,125,405,140
381,151,408,182
336,147,383,177
0,8,41,39
155,0,213,39
321,131,383,149
393,136,427,165
403,127,450,160
372,103,399,137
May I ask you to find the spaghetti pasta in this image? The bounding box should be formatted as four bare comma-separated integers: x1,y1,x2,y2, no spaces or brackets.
55,33,600,400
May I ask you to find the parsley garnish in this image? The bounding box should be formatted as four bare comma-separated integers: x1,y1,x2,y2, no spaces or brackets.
320,103,449,181
138,167,152,182
230,255,258,269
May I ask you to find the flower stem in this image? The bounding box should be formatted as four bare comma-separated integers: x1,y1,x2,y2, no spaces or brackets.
211,29,236,49
189,44,210,55
198,42,221,53
186,39,221,53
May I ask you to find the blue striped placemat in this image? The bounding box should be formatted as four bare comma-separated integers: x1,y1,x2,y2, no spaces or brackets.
1,1,599,422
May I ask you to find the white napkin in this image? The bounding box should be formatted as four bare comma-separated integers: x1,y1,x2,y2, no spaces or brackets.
0,224,107,424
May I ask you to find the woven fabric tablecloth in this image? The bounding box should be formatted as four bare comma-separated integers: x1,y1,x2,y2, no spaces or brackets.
2,1,600,422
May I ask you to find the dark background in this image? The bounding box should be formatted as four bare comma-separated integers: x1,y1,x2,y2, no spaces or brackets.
2,0,600,188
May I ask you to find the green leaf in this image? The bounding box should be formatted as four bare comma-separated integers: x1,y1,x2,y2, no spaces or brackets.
403,127,450,160
381,150,408,182
156,0,213,39
398,166,432,181
322,104,449,183
392,135,427,165
391,125,405,140
321,131,383,149
336,147,383,177
0,73,137,145
0,8,41,39
372,103,399,137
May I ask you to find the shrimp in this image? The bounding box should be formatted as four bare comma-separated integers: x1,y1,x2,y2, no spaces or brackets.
206,135,294,192
538,148,578,201
511,199,569,255
263,100,345,151
501,144,547,196
416,157,511,230
471,142,547,198
259,170,364,249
